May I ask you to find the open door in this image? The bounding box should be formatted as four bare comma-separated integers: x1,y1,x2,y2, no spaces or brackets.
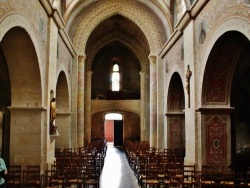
114,120,123,147
105,120,114,142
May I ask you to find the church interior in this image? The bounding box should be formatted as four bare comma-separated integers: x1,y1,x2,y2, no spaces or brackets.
0,0,250,187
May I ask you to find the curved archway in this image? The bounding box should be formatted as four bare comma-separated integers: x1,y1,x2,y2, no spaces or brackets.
70,0,167,54
86,14,146,144
166,72,185,151
91,41,141,96
230,33,250,168
198,18,250,106
201,31,250,166
0,44,11,163
0,26,42,165
55,71,71,149
91,111,140,144
85,14,149,72
1,27,42,107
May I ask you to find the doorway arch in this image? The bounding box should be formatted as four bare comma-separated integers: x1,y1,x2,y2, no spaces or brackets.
166,72,185,151
0,26,42,166
202,31,250,166
91,111,140,145
104,113,123,146
56,71,71,149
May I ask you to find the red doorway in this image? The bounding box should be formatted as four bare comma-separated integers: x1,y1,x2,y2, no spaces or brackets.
104,113,123,145
105,120,114,142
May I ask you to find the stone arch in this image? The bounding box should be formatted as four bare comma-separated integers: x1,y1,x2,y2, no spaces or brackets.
167,72,185,112
56,65,71,96
198,18,250,106
166,72,185,150
164,60,185,107
201,29,250,165
91,110,140,142
72,0,166,54
0,14,44,105
1,27,41,106
92,101,141,117
202,31,248,105
86,33,148,72
0,21,43,165
56,71,70,113
55,71,71,148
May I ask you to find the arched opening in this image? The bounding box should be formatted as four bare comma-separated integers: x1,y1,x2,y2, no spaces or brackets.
0,45,11,162
111,62,121,92
104,113,123,146
166,72,185,152
55,71,70,149
85,14,147,144
91,41,141,100
230,33,250,168
91,111,140,145
0,26,42,166
202,31,250,167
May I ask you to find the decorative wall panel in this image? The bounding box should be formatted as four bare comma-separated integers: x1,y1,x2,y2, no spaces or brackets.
169,117,184,149
206,116,227,164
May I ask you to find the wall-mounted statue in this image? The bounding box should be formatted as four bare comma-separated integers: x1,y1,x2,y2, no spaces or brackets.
49,98,58,135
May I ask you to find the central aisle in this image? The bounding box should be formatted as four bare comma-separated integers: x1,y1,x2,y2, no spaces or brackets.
99,143,140,188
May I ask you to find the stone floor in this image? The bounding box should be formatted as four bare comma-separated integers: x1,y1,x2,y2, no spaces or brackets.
99,143,140,188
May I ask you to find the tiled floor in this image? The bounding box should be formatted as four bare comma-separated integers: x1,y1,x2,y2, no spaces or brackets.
99,143,140,188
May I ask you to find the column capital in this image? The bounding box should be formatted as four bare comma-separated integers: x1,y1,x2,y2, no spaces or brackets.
139,71,145,75
148,54,157,62
78,54,86,63
148,53,157,57
77,51,86,56
86,70,93,76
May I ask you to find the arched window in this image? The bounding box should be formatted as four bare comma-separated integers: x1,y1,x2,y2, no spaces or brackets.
112,63,120,91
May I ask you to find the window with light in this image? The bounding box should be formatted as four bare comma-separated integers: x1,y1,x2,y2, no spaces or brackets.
112,63,120,91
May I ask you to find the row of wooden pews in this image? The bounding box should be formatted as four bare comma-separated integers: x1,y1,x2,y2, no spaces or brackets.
47,139,107,188
6,139,107,188
124,140,250,188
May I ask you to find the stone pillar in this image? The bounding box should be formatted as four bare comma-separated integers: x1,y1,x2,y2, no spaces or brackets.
149,55,157,148
140,71,146,141
45,17,58,167
77,55,85,147
70,57,78,148
196,111,202,171
85,71,92,144
184,20,196,165
157,57,165,151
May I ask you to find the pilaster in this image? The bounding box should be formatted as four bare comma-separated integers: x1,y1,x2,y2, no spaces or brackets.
140,71,146,141
77,55,85,147
184,20,196,165
157,57,165,151
149,54,157,148
85,71,92,144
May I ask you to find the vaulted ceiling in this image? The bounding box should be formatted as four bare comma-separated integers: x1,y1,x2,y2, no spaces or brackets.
51,0,191,70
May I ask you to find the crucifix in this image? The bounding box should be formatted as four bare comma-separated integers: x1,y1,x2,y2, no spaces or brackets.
186,65,192,108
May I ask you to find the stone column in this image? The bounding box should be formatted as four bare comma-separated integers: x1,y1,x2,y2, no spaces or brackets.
157,57,165,151
77,55,85,147
140,71,146,141
85,71,92,144
149,55,157,148
196,111,202,171
184,20,196,165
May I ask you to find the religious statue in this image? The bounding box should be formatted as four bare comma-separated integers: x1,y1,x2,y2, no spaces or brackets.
49,98,58,134
186,65,192,94
186,65,192,108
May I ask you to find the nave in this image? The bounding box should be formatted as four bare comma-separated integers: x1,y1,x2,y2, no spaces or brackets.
99,143,140,188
